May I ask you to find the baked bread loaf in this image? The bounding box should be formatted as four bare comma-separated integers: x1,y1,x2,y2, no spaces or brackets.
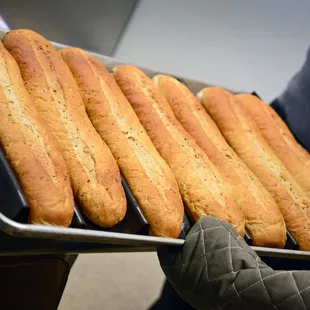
113,65,246,236
154,75,286,247
60,48,184,238
3,29,126,228
0,41,74,226
236,93,310,199
271,108,310,168
242,94,310,172
198,87,310,250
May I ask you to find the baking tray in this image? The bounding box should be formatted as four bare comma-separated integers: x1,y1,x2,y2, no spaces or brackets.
0,28,309,260
0,129,189,249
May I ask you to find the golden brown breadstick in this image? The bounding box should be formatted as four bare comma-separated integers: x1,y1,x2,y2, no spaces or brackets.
0,41,74,226
236,93,310,199
113,65,245,236
3,29,126,228
198,87,310,250
60,47,184,238
154,75,286,247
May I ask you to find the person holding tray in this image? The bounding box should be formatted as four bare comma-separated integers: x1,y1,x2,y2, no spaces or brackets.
151,46,310,310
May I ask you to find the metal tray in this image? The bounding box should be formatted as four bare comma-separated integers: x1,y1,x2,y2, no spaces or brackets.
0,27,309,260
0,99,189,253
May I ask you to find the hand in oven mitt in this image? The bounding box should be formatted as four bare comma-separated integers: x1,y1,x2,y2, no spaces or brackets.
158,217,310,310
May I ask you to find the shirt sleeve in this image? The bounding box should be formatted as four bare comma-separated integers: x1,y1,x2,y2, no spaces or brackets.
158,217,310,310
271,46,310,151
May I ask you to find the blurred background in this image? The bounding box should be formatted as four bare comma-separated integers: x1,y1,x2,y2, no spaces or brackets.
1,0,310,309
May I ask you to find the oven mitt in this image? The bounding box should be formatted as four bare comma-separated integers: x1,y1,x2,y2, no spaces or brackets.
158,217,310,310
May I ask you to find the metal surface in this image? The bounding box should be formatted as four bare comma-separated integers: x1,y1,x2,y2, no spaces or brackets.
0,0,138,56
0,213,183,248
252,247,310,260
0,232,157,256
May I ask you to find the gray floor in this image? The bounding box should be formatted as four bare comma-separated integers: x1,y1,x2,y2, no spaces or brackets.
58,253,164,310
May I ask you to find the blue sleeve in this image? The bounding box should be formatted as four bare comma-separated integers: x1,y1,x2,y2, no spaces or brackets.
271,47,310,151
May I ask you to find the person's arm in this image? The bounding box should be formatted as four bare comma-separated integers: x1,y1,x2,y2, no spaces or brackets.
158,217,310,310
271,47,310,151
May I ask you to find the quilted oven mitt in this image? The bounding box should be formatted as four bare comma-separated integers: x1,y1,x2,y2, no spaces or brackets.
158,217,310,310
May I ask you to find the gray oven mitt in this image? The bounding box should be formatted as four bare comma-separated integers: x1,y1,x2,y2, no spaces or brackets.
158,217,310,310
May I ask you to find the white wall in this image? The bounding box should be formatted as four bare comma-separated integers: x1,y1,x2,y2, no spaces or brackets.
114,0,310,102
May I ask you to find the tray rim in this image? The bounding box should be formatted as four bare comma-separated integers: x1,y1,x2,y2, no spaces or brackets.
1,211,310,259
0,213,184,247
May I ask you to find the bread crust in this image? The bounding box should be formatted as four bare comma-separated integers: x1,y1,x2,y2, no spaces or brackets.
236,94,310,199
198,87,310,250
60,48,184,238
3,30,126,227
113,65,245,236
154,75,286,247
0,41,74,226
270,107,310,168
